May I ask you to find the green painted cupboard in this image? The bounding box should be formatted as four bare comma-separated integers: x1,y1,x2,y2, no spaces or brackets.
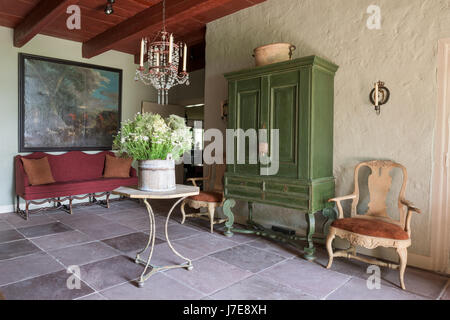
222,56,339,260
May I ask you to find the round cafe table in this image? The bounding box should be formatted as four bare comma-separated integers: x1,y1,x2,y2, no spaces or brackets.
112,185,199,287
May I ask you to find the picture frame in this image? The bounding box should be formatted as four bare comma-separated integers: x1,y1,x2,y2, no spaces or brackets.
18,53,122,152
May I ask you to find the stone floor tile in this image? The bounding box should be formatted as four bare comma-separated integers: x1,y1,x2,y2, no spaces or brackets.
102,209,147,223
0,229,25,243
132,241,205,267
165,256,252,295
0,252,64,286
100,273,204,300
30,230,94,251
440,282,450,300
47,210,94,222
102,232,164,254
259,258,351,298
0,239,42,261
326,277,428,300
79,255,143,291
173,233,238,257
59,215,110,230
209,275,315,300
0,269,93,300
17,222,72,238
210,244,286,273
156,224,202,241
211,230,257,244
0,221,14,232
380,265,449,299
49,241,119,267
3,213,56,228
246,238,302,259
115,216,151,231
312,247,372,280
75,222,135,240
76,293,108,300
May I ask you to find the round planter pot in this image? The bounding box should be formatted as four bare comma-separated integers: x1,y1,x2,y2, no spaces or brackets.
253,43,296,67
138,159,176,192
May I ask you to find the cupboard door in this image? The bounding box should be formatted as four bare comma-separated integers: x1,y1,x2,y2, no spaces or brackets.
268,71,299,178
233,78,260,175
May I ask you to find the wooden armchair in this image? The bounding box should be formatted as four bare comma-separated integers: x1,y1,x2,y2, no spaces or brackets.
326,160,421,290
180,164,227,233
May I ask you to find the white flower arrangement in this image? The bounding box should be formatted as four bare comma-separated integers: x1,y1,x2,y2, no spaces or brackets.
113,112,193,161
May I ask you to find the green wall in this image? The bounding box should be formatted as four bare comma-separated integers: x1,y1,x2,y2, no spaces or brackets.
0,26,156,210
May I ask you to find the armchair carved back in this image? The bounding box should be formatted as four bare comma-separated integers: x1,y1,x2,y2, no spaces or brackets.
350,160,408,229
205,163,226,193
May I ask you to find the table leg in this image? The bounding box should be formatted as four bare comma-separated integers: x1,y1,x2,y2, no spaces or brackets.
164,196,193,270
136,199,156,287
135,197,193,287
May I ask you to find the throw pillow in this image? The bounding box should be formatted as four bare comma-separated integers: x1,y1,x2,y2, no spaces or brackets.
21,157,56,186
104,154,133,178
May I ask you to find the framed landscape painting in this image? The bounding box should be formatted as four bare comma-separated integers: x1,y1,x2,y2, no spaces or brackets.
19,53,122,152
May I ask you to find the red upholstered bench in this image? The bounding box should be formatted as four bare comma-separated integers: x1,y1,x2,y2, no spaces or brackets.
15,151,137,220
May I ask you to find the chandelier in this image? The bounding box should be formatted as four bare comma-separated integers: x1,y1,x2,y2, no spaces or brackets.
135,0,189,104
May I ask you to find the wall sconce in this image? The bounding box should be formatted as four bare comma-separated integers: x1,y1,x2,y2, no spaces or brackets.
221,100,228,120
369,81,390,115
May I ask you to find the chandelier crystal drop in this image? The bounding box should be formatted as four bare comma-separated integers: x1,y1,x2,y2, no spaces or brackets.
134,0,189,105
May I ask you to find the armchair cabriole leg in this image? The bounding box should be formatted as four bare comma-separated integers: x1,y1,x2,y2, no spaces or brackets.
326,228,336,269
397,247,408,290
207,204,215,233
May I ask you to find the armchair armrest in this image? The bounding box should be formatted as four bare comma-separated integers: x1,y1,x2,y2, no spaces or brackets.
401,199,421,236
187,177,209,187
328,194,357,219
400,199,421,213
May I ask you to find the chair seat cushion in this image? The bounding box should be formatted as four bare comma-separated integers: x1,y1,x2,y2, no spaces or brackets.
189,191,223,203
331,218,409,240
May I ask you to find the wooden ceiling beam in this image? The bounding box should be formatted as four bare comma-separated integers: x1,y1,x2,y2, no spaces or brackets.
14,0,79,47
82,0,233,59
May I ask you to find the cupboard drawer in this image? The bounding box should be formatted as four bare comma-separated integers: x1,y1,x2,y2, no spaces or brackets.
225,177,311,211
264,181,309,195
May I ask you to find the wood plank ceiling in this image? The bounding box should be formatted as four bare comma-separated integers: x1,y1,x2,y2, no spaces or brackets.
0,0,265,67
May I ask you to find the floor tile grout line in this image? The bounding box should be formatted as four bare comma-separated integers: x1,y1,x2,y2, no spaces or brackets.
321,276,353,300
0,236,78,288
161,271,211,298
252,256,293,275
436,279,450,300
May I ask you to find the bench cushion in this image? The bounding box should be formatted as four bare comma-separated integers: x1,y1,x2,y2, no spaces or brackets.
23,177,138,200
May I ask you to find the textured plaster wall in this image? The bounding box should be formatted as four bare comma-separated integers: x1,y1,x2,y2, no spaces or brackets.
0,26,156,209
204,0,450,258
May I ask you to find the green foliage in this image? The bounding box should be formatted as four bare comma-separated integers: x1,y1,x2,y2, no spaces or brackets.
113,113,193,161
